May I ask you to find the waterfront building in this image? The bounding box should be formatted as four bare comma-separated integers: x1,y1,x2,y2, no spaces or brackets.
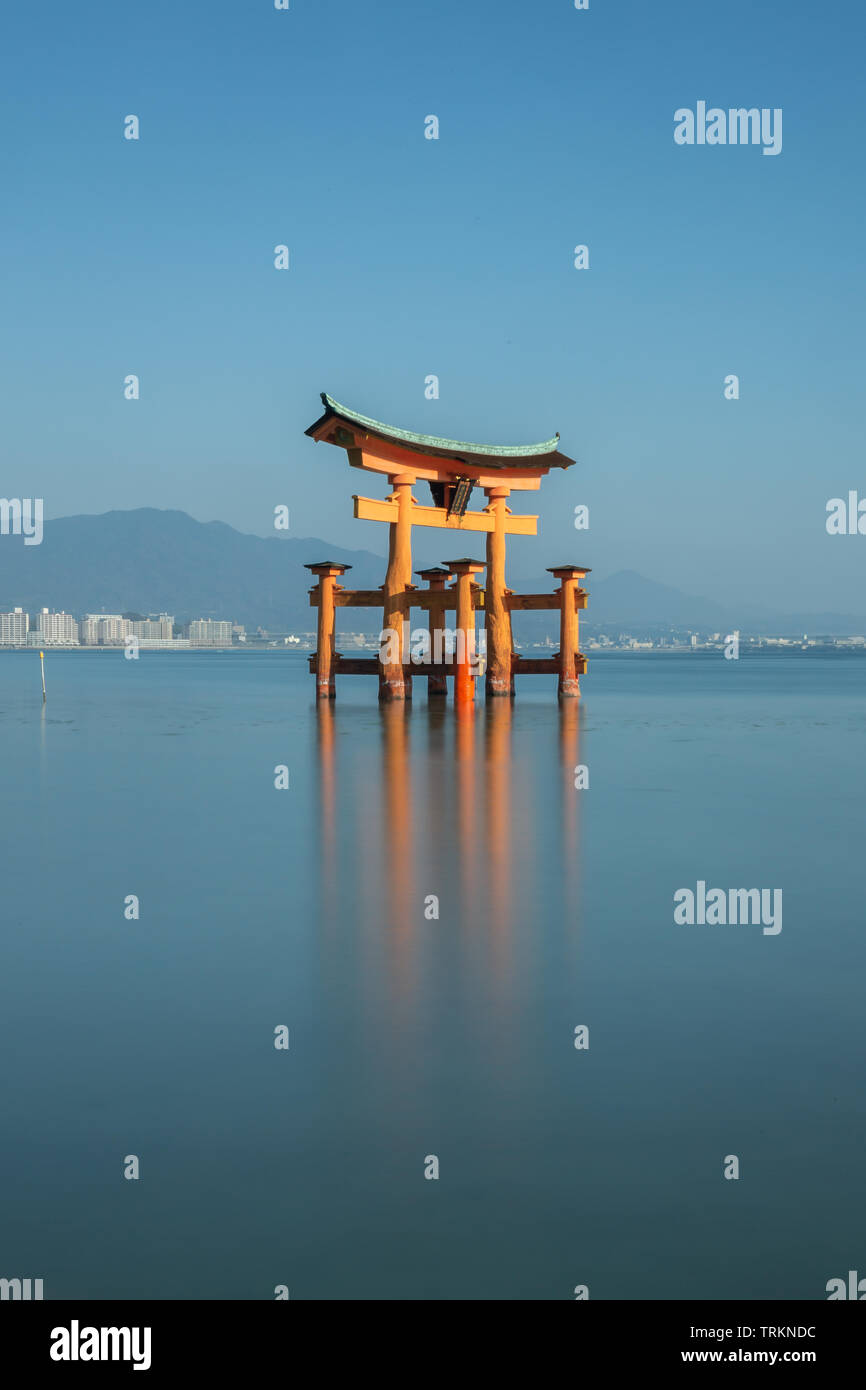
132,614,174,640
32,609,78,645
79,615,133,645
0,608,29,645
188,619,232,646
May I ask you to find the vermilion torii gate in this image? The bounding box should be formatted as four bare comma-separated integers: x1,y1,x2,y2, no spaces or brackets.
303,393,590,703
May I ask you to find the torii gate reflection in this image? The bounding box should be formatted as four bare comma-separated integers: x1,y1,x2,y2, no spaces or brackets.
313,700,584,1022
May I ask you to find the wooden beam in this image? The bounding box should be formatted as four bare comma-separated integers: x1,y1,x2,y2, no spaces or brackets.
310,588,484,610
353,494,537,535
309,653,588,676
350,440,546,491
411,587,487,610
310,585,588,612
311,657,456,677
506,589,588,611
512,654,588,675
310,588,383,608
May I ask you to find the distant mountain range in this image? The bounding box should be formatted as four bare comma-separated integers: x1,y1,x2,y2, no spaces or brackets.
0,509,385,632
0,509,863,635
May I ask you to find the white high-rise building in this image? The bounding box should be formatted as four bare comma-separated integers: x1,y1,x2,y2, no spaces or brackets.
0,608,29,645
33,609,78,645
188,619,232,646
79,615,133,645
132,614,174,640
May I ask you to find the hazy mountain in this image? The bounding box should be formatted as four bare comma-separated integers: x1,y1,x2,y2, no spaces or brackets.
511,567,865,635
0,509,385,631
511,567,732,629
0,510,863,635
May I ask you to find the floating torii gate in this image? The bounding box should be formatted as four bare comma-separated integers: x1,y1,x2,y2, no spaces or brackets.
303,393,589,703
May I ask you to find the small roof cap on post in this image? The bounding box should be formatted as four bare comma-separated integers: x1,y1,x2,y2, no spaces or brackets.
441,558,486,572
547,565,591,577
415,566,453,579
304,560,353,576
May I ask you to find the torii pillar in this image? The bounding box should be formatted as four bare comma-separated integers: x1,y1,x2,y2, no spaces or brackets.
305,561,351,699
416,566,453,695
443,558,485,706
548,565,588,698
379,472,416,701
484,486,515,697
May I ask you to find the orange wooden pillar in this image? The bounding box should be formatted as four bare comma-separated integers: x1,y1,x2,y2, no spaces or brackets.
484,487,515,697
305,561,351,699
444,558,485,706
548,566,587,698
379,473,415,702
416,566,452,695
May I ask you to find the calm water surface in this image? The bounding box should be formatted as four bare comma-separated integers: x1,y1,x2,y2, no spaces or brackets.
1,650,863,1299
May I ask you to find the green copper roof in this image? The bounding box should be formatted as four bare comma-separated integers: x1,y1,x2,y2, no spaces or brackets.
306,393,574,468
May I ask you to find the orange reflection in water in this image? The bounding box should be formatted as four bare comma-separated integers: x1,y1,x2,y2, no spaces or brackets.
314,696,582,1020
481,699,513,982
380,701,415,1000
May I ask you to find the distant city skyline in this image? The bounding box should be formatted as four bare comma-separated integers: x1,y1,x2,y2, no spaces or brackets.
4,598,864,655
0,607,236,648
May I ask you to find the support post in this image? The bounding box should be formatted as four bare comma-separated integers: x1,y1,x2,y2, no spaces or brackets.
304,561,351,699
416,567,453,695
443,558,486,706
380,473,415,701
484,487,514,696
548,566,588,698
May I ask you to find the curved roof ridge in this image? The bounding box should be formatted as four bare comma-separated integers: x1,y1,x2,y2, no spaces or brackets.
320,392,562,459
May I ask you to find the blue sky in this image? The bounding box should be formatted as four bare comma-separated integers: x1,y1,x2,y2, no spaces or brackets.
1,0,864,609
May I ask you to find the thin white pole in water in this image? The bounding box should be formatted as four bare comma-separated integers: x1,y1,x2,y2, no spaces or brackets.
40,650,46,702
